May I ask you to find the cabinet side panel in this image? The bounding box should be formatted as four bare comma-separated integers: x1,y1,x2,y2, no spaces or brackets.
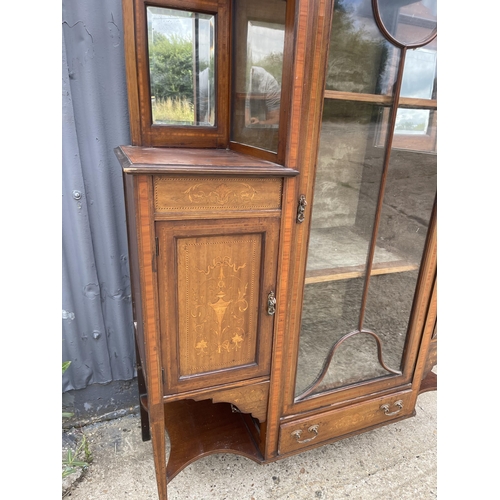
123,173,147,380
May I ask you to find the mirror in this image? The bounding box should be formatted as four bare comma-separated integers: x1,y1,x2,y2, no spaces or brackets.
230,0,286,154
147,7,216,126
376,0,437,46
244,22,284,129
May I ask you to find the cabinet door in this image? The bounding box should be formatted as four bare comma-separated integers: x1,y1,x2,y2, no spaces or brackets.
157,218,280,394
287,0,437,408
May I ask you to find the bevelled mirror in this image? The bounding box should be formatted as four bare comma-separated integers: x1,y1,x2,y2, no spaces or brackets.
229,0,290,163
132,0,229,147
147,7,216,127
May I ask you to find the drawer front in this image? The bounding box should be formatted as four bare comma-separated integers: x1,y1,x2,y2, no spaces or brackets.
279,390,414,455
154,175,283,213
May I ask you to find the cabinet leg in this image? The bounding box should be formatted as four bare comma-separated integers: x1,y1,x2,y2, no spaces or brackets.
134,337,151,441
150,404,168,500
136,365,151,441
139,399,151,442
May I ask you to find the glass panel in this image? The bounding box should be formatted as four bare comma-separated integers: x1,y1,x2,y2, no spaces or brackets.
147,7,215,126
363,125,437,366
395,44,437,140
231,0,286,153
295,101,437,397
377,0,437,46
294,100,390,397
325,0,400,95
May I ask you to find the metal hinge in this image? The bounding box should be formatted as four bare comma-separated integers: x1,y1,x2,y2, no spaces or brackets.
155,236,159,256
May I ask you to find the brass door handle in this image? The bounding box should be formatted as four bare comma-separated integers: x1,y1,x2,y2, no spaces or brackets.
291,425,319,444
380,400,403,416
267,291,276,315
296,194,307,223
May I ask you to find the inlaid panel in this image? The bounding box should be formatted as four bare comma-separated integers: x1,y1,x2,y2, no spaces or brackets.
177,233,262,376
157,217,279,394
154,176,283,212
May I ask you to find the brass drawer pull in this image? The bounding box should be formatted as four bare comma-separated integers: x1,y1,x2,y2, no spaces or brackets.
380,400,404,416
291,424,319,444
267,291,277,315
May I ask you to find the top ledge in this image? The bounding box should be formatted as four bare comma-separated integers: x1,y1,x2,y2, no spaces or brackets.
114,146,300,177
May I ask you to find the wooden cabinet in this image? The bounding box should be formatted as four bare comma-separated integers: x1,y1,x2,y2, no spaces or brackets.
115,1,437,498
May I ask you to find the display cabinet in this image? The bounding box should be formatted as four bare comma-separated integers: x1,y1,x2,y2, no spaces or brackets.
115,1,437,498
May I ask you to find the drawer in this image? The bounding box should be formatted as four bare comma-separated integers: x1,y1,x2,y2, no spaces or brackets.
154,175,283,213
279,390,414,455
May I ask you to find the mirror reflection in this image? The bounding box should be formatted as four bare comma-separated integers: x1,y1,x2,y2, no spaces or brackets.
147,7,215,126
377,0,437,46
244,23,284,128
231,0,286,153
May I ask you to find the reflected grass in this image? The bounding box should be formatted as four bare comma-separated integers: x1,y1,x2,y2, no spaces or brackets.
152,97,194,124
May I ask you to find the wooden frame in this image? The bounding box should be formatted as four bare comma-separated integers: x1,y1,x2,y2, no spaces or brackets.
116,1,437,497
228,0,296,164
130,0,230,147
124,0,295,162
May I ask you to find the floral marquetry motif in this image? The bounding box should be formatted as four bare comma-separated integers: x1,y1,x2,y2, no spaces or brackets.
154,176,283,212
177,234,262,377
184,182,257,205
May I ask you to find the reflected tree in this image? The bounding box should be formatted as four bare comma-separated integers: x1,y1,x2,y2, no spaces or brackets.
149,32,194,101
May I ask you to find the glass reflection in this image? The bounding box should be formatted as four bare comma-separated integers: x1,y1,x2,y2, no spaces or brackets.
325,0,399,95
147,7,215,126
363,132,437,358
395,47,436,137
231,0,286,153
295,100,389,397
294,101,436,398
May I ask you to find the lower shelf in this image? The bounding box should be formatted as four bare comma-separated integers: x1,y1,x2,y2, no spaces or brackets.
164,399,264,482
418,370,437,394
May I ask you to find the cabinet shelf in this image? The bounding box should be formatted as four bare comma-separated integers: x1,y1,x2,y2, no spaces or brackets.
305,226,418,283
163,399,263,482
305,260,418,284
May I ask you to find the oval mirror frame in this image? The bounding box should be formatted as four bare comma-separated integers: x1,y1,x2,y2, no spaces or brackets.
372,0,437,49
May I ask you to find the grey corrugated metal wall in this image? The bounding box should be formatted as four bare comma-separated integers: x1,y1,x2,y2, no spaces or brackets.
62,0,135,392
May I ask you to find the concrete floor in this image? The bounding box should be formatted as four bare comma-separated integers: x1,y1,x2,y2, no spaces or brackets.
62,389,436,499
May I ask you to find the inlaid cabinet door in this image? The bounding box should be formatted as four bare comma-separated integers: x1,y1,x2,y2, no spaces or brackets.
157,217,280,394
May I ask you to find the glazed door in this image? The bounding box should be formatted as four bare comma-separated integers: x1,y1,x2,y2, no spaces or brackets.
286,0,437,409
157,217,280,395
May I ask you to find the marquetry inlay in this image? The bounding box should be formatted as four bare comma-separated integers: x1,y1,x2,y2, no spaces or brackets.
177,234,262,376
154,176,283,212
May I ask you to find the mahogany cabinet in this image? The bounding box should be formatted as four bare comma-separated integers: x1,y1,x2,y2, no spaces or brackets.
115,1,437,498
